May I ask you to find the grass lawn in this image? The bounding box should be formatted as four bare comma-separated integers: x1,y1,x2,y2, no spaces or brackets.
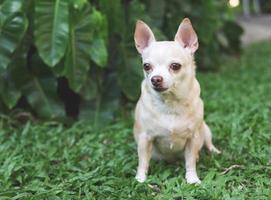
1,42,271,200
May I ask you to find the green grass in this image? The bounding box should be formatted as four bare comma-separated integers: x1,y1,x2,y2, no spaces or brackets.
1,42,271,199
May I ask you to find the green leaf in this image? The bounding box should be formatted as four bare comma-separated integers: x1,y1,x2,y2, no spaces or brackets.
79,75,97,101
2,84,21,109
79,95,118,128
8,33,31,88
71,0,88,9
0,69,21,109
0,13,28,69
89,9,107,67
98,0,124,36
90,38,107,67
64,5,105,91
118,57,142,100
64,5,91,92
34,0,69,67
0,0,23,25
23,76,65,119
0,33,31,109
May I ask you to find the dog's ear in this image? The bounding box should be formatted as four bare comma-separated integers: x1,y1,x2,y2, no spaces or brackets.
175,18,198,53
134,20,155,54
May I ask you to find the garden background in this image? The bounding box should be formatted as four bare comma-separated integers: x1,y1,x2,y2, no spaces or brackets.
0,0,271,199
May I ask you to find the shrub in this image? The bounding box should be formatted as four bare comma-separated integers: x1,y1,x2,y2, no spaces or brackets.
0,0,242,125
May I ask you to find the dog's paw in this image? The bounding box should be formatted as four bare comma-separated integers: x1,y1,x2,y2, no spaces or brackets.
185,172,201,184
135,173,146,183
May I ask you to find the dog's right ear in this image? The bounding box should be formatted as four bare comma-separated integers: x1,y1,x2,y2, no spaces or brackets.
134,20,155,54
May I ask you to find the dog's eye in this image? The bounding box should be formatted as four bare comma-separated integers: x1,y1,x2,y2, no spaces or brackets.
143,63,152,71
170,63,182,71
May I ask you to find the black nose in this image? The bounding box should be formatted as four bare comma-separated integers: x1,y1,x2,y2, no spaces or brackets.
151,76,163,87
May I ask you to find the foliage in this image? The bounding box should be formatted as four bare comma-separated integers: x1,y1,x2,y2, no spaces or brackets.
0,41,271,199
0,0,243,123
262,0,271,13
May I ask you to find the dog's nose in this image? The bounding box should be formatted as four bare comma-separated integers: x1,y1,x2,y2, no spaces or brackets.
151,76,163,86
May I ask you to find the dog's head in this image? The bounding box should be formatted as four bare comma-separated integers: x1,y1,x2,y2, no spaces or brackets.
134,18,198,93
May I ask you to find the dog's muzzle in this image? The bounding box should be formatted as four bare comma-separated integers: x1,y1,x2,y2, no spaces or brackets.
151,76,167,92
153,87,168,92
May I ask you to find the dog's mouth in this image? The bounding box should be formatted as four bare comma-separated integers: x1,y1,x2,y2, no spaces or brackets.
153,86,168,92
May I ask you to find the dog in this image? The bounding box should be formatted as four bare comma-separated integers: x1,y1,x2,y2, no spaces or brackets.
133,18,220,184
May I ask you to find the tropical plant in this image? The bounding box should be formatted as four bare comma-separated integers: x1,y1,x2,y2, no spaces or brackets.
0,0,107,121
0,0,243,126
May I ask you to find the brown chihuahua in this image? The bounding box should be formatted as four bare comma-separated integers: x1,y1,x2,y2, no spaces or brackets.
133,18,220,184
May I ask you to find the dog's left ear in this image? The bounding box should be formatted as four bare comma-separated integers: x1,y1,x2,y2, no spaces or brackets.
175,18,198,53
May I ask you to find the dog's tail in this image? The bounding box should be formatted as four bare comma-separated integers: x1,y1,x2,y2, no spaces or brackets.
202,122,221,154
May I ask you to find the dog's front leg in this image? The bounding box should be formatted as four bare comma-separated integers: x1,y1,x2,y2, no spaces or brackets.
135,132,153,183
184,139,201,184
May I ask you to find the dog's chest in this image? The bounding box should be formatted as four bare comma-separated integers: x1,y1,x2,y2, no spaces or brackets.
147,111,194,153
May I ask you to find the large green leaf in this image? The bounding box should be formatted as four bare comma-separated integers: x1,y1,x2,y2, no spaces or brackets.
79,75,120,128
89,38,107,67
64,5,91,92
79,74,97,101
79,101,115,129
118,57,142,100
64,5,107,92
0,34,31,109
34,0,69,67
98,0,124,36
23,76,65,119
6,34,32,90
0,0,23,25
0,69,21,109
0,13,28,69
89,9,108,67
16,50,65,119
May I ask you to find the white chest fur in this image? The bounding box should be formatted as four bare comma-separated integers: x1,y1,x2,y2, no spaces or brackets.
140,104,195,156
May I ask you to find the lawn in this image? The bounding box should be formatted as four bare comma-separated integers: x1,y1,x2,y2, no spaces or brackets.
0,42,271,200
